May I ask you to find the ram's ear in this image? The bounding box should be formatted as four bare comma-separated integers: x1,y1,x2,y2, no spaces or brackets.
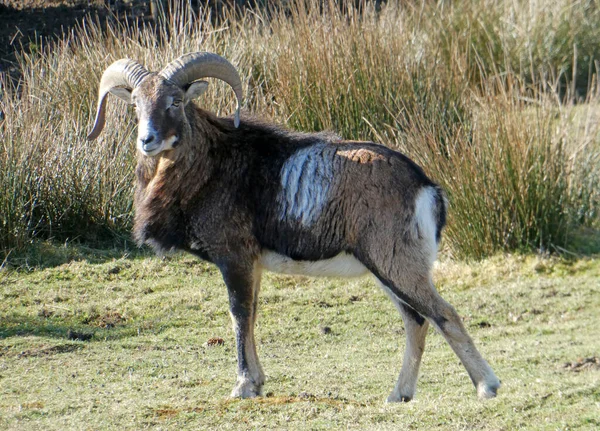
185,80,209,103
108,87,133,104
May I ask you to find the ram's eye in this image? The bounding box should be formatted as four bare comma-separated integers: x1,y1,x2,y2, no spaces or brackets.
169,100,182,109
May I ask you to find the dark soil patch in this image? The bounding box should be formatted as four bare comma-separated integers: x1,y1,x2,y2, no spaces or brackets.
0,1,151,80
0,1,249,80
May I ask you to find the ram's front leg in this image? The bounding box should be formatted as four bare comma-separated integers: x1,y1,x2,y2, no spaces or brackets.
219,260,265,398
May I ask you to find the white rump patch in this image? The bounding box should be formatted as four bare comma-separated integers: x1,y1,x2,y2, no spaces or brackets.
279,145,333,226
414,187,438,265
260,250,368,278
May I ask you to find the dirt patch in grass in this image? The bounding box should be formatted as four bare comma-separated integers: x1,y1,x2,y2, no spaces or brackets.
562,356,600,372
20,401,44,409
148,395,368,422
150,405,206,421
82,311,127,329
254,393,368,408
154,407,181,420
204,337,224,347
96,311,126,328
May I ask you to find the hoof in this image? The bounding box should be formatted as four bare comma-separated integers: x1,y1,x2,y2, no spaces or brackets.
386,393,413,403
477,378,501,399
230,377,262,399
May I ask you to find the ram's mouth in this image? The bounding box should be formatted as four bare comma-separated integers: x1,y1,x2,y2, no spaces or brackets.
142,142,159,152
138,140,162,156
137,135,179,157
140,146,162,157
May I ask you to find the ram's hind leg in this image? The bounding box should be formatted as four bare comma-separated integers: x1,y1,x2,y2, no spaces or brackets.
366,247,499,399
381,272,500,399
379,279,430,402
420,283,500,399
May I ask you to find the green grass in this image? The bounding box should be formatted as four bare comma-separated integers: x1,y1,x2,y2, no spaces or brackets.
1,246,599,430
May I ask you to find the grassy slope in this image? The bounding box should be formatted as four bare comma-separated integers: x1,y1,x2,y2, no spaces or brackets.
1,248,598,430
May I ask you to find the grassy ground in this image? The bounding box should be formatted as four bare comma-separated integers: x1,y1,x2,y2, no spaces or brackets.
1,246,598,430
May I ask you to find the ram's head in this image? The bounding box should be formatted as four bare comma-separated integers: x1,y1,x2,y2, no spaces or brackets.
87,52,242,157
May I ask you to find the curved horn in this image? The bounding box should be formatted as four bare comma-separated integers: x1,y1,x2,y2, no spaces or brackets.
87,59,150,140
159,52,243,127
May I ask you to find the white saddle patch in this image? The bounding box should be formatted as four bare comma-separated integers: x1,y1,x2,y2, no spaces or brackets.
278,144,333,226
259,250,368,278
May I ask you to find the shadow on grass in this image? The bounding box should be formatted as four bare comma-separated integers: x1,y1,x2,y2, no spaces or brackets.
0,313,145,342
565,227,600,256
3,240,153,271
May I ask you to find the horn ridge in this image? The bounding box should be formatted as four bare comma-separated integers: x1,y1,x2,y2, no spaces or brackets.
87,59,150,140
159,52,243,127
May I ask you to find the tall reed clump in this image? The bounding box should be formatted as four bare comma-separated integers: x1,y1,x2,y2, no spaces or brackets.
1,0,598,260
0,46,137,252
435,0,600,100
383,85,599,258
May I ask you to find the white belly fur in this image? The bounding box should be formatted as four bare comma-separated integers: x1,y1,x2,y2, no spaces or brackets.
259,250,368,278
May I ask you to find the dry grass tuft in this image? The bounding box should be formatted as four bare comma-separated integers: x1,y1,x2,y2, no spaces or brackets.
1,0,599,259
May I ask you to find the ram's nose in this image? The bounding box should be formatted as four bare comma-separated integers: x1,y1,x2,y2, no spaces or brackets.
140,135,156,150
139,133,160,153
